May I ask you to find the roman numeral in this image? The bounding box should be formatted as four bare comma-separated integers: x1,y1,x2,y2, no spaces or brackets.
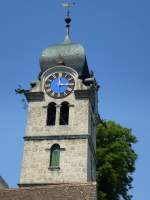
68,77,73,81
45,84,50,88
52,74,56,79
57,93,60,98
64,73,68,78
60,93,64,98
59,72,62,78
52,91,55,96
46,88,51,92
67,87,72,92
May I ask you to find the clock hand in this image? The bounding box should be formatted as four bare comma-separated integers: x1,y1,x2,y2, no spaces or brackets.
57,77,61,86
59,83,74,86
59,77,61,85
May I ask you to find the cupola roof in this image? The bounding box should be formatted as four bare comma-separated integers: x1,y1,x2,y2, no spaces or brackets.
40,41,90,79
39,3,90,79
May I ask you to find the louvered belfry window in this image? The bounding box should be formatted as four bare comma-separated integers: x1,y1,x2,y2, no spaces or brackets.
59,102,69,125
47,102,56,126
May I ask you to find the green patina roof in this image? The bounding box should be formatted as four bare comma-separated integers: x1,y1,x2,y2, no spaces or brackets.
40,41,90,79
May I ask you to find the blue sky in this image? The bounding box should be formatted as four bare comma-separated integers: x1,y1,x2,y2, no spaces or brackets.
0,0,149,199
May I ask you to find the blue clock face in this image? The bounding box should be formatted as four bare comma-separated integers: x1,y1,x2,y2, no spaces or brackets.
45,72,75,98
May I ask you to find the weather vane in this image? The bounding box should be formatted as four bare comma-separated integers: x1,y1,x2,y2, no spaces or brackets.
62,1,75,16
61,1,75,42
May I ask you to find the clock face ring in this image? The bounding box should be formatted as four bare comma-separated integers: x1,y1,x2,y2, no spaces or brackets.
44,72,75,98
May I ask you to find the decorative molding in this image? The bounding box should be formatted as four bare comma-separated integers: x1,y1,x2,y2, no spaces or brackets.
74,89,93,99
48,167,60,171
45,147,66,151
18,183,57,187
18,182,97,188
24,135,89,141
25,92,44,102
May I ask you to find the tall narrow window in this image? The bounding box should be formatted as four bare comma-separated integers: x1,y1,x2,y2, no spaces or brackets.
50,144,60,168
47,102,56,126
59,102,69,125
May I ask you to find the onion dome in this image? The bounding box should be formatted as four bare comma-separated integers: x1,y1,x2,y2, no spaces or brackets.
39,5,90,80
40,42,90,79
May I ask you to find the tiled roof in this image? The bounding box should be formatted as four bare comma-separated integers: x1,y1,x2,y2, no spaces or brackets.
0,183,97,200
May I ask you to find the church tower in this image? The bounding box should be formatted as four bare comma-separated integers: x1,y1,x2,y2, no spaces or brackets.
19,5,100,187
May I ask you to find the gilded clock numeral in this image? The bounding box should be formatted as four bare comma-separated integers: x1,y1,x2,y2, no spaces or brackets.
64,74,70,79
68,77,73,81
62,72,65,77
64,73,68,77
51,92,55,96
45,87,50,92
67,87,72,92
57,93,60,97
52,74,56,79
56,73,60,77
59,72,62,77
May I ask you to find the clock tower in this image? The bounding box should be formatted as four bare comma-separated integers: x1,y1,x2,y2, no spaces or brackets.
18,7,100,187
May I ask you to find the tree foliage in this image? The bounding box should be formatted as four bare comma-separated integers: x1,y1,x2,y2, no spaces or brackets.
96,121,137,200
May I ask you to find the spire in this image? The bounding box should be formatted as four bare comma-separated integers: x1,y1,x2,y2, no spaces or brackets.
62,2,75,43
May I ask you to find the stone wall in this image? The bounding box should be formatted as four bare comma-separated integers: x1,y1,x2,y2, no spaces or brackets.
20,139,88,184
87,145,96,182
20,75,97,185
25,94,89,137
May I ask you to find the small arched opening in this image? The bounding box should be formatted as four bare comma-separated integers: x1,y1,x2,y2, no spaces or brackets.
59,102,69,125
50,144,60,168
47,102,56,126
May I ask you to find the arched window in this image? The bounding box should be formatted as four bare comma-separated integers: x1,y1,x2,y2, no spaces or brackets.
50,144,60,168
59,102,69,125
47,102,56,126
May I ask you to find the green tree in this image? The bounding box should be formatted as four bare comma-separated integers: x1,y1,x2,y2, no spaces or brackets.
96,121,137,200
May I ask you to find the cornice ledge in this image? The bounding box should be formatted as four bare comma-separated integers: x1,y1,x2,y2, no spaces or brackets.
74,89,94,99
24,134,89,141
25,91,44,102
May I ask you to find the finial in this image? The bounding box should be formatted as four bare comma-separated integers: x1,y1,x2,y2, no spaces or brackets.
62,2,75,43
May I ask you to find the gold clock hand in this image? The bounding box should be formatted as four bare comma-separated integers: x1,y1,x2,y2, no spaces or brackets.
59,83,74,86
59,77,61,85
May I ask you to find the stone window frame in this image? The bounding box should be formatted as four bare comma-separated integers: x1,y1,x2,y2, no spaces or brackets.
49,144,60,170
46,144,66,171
